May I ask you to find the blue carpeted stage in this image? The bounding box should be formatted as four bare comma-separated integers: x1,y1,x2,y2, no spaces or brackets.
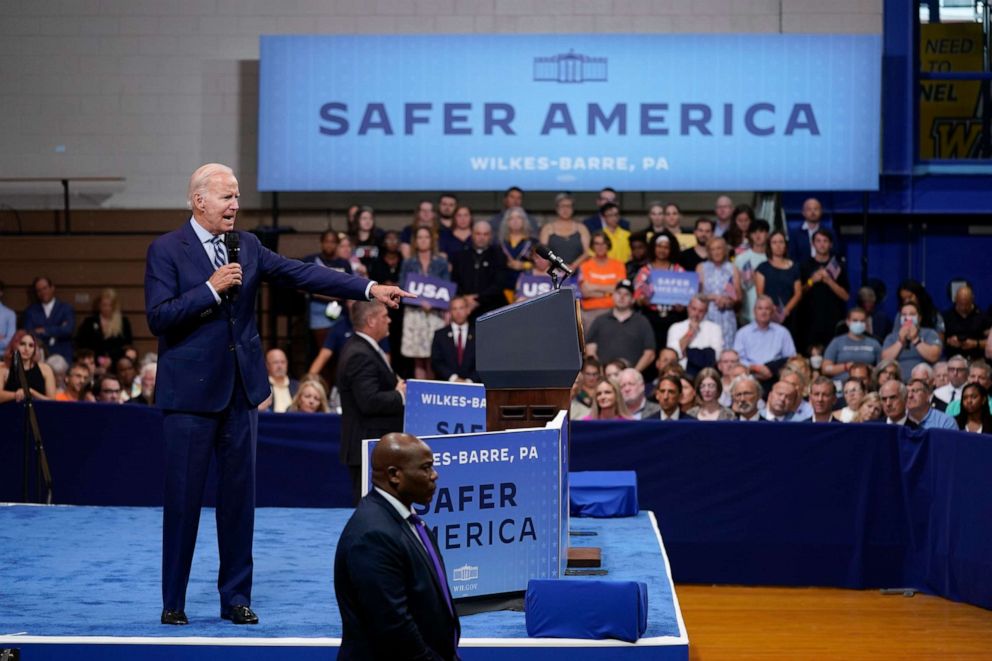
2,402,992,611
0,505,688,660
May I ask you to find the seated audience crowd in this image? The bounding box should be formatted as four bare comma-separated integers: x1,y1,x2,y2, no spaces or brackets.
3,191,992,434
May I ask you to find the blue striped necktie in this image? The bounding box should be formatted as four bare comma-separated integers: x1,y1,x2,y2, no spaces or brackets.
210,236,226,268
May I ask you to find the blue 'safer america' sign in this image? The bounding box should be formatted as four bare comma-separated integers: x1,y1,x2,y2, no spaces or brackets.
258,34,881,191
363,413,569,598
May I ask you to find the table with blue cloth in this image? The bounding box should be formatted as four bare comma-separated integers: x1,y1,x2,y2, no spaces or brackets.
569,470,639,518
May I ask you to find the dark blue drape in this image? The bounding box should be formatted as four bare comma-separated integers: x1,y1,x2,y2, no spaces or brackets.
1,403,989,609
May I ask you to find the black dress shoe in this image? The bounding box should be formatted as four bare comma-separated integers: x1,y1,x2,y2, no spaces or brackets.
161,609,188,625
222,604,258,625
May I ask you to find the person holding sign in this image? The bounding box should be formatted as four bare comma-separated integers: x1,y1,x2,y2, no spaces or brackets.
335,432,460,661
633,230,688,352
400,226,451,380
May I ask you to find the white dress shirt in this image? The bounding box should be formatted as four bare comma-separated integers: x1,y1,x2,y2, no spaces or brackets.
374,486,427,552
666,318,724,368
448,323,471,382
933,383,963,405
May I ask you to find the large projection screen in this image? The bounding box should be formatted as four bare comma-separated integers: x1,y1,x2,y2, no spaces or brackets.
258,34,881,192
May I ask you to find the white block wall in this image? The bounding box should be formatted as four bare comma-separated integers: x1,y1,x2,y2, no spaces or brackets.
0,0,883,209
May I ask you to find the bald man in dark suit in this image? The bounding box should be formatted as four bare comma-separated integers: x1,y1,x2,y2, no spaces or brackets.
335,433,460,661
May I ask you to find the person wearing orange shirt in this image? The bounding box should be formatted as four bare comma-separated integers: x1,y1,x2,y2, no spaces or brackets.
579,231,626,330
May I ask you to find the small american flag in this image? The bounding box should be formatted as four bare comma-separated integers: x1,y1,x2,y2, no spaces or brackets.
825,257,841,280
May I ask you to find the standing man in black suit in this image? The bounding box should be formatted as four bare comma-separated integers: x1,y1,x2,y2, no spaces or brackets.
146,163,410,627
337,300,406,504
335,432,460,661
788,197,832,264
449,221,507,320
430,296,479,383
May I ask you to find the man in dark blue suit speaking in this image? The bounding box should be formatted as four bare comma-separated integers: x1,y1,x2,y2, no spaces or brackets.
145,163,410,626
335,432,460,660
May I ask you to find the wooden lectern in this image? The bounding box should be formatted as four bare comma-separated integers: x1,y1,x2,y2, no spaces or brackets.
477,289,601,569
476,289,583,432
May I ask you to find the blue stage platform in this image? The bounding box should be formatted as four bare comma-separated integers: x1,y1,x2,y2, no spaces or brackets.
0,505,688,660
2,403,991,612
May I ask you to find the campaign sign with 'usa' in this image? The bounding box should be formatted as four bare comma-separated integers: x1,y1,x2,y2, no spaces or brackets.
515,273,581,301
402,273,457,311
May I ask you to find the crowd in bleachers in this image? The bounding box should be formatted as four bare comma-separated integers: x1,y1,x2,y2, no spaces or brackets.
0,276,158,407
2,188,992,433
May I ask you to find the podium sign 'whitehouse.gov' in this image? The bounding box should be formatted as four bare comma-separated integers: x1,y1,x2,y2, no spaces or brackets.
258,34,881,192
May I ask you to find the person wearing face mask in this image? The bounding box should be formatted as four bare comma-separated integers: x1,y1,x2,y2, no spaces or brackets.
808,346,825,376
821,307,882,383
881,301,943,381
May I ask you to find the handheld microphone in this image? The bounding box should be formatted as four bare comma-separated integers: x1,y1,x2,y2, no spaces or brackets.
535,244,574,276
224,231,241,302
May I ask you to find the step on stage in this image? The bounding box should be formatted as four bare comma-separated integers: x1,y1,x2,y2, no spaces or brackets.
0,505,687,660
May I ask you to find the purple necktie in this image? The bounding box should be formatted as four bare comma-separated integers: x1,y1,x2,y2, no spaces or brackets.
408,512,454,617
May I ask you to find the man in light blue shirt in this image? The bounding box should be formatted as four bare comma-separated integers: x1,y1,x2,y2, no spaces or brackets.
906,379,958,430
734,295,796,385
0,281,16,355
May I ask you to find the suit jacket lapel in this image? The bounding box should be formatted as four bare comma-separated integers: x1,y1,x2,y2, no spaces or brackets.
369,491,451,612
360,335,395,380
181,220,218,284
